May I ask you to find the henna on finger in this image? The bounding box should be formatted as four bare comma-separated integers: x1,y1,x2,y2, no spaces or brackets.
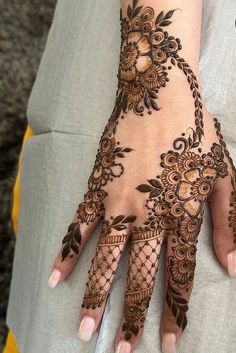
122,228,164,340
81,215,136,309
136,133,228,330
106,0,204,143
113,1,234,333
61,137,133,261
60,1,236,340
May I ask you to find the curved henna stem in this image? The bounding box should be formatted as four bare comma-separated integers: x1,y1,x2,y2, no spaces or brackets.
170,55,204,142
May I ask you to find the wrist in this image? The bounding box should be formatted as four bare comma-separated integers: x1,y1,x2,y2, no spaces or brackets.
116,3,201,118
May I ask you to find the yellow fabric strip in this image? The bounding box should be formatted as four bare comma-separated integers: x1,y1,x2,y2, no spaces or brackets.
12,126,33,236
2,331,19,353
3,126,33,353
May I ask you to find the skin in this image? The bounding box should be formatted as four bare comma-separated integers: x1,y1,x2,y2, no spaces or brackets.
48,1,236,352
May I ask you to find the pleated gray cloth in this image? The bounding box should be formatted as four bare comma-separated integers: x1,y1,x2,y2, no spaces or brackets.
6,0,236,352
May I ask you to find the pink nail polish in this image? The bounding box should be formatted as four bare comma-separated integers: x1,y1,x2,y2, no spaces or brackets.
48,269,61,288
115,341,132,353
227,250,236,277
78,316,95,341
161,333,176,353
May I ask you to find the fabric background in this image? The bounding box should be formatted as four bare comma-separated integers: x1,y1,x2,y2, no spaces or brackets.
0,0,56,348
6,0,236,352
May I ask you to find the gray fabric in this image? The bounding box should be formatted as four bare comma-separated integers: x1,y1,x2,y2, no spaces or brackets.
6,0,236,352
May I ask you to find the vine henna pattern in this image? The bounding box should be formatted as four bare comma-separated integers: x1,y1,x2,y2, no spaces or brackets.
58,0,236,342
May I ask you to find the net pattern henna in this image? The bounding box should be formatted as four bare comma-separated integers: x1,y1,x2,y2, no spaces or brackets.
121,229,164,340
82,233,128,309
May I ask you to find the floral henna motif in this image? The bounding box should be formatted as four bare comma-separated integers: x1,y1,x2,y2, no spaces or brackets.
88,137,133,190
117,2,181,117
61,137,133,261
107,0,204,143
116,1,181,115
133,133,228,333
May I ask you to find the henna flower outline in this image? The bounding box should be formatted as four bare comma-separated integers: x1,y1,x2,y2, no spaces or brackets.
117,3,182,116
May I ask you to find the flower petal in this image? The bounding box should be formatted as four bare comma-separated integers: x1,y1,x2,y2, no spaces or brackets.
120,67,136,81
177,181,192,200
127,31,142,44
184,168,200,182
137,35,151,54
202,167,217,179
136,55,152,73
183,199,202,217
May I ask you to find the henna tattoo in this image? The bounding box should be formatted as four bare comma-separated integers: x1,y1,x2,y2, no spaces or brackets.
81,215,136,309
117,2,181,117
121,131,228,336
122,228,164,340
62,223,82,261
88,137,133,191
170,57,204,141
61,136,133,261
105,0,204,143
59,0,235,341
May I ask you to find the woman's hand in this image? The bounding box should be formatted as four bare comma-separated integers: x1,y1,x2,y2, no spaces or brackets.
48,1,236,352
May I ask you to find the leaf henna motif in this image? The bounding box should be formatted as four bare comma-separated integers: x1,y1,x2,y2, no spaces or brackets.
166,283,188,330
62,223,82,261
171,57,204,141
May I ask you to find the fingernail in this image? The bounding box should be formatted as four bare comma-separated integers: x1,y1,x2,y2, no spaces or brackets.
227,250,236,277
161,333,176,353
115,341,132,353
48,269,61,288
78,316,95,341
